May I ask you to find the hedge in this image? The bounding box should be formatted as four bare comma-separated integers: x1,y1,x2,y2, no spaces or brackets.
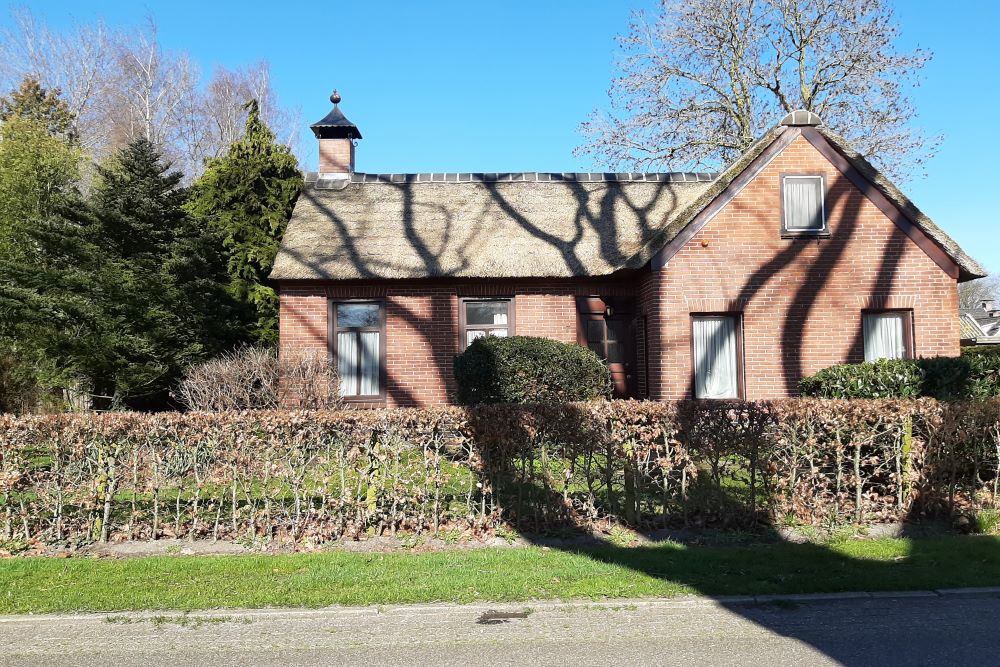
2,399,999,546
453,335,612,404
799,347,1000,399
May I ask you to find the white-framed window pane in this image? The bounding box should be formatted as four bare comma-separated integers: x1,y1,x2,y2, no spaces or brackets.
359,331,380,395
784,176,824,231
489,328,508,337
466,301,509,326
864,312,907,361
337,332,359,396
693,316,738,399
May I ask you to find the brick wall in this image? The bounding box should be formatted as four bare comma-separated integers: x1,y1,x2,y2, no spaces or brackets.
643,133,960,400
318,138,354,173
279,280,632,407
279,134,962,406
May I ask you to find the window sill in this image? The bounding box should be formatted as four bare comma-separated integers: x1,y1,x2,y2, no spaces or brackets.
781,231,830,239
341,397,387,408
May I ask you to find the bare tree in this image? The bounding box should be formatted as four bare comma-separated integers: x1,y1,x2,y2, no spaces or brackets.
175,61,301,175
578,0,936,180
0,8,118,158
0,8,302,180
959,273,1000,311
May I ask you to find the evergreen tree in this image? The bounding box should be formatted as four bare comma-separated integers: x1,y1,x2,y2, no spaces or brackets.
186,99,302,344
0,80,87,409
86,139,245,408
0,78,76,142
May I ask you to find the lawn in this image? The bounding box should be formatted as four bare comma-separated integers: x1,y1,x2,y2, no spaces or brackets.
3,536,1000,614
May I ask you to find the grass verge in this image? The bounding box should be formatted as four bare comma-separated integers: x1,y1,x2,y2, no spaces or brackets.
3,536,1000,614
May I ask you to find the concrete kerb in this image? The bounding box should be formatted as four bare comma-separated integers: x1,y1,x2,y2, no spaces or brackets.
4,588,1000,624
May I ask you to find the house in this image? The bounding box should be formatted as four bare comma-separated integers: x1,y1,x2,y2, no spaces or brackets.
960,299,1000,346
270,92,986,407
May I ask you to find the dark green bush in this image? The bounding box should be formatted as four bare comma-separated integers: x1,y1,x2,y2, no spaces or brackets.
799,347,1000,399
453,335,612,404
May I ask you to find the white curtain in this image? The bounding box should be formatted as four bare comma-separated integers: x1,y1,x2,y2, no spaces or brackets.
467,329,487,346
785,177,823,230
360,331,380,395
337,332,358,396
693,316,738,399
864,313,906,361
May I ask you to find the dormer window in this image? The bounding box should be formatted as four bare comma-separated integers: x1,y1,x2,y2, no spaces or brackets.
782,174,826,235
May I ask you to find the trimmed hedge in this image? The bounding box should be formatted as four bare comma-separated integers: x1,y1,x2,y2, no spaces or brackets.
2,399,999,546
453,335,612,404
799,347,1000,399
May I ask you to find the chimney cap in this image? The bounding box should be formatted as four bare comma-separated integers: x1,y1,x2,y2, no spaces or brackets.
311,88,362,140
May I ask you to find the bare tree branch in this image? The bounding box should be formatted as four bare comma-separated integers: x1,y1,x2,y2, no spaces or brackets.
577,0,938,180
0,8,303,181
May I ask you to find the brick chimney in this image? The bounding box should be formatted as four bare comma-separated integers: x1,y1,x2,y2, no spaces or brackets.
310,89,362,178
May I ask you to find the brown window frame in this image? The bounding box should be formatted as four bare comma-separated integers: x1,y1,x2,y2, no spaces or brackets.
780,172,829,238
861,309,915,361
689,312,745,400
458,297,515,351
328,299,387,402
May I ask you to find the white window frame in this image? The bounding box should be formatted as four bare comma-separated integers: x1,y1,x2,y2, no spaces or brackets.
781,174,827,235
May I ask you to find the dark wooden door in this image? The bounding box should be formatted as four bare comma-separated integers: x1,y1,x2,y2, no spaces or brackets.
577,297,636,398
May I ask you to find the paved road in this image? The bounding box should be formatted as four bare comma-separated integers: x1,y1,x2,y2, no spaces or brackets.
4,593,1000,666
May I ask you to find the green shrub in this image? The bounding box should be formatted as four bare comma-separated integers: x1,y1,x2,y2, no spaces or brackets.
798,359,924,399
453,335,612,404
799,347,1000,400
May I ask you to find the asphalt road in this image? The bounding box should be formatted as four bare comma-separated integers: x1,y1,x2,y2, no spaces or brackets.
3,593,1000,666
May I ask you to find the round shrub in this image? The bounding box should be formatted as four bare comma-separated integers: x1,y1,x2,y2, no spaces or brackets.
453,335,612,404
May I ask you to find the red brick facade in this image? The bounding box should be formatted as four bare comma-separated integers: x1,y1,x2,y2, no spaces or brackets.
278,134,962,407
318,138,354,173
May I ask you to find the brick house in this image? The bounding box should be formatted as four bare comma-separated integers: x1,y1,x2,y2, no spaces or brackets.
270,94,986,407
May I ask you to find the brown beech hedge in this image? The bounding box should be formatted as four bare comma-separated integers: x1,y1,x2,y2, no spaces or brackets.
2,399,999,545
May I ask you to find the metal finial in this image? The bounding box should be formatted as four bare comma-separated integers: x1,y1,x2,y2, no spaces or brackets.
330,89,341,105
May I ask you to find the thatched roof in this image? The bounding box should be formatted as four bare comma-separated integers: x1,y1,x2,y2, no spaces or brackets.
270,173,714,280
270,113,985,282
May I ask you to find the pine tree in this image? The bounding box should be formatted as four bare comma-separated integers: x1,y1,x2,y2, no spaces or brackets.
186,99,303,344
86,139,245,408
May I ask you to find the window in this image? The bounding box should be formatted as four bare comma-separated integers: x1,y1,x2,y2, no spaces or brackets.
863,311,912,361
331,302,384,398
460,299,513,348
692,315,742,399
782,174,825,234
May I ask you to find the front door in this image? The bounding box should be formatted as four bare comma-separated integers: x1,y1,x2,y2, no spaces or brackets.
577,297,636,398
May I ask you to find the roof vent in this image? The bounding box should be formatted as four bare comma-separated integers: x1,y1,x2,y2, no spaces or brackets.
780,109,823,127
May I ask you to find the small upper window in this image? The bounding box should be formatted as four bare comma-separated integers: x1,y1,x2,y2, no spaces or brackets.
461,299,512,348
782,175,825,234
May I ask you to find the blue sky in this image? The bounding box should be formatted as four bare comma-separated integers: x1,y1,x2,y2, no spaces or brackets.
4,1,998,272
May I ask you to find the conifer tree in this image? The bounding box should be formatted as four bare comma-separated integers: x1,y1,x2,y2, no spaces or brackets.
186,99,302,344
86,139,245,408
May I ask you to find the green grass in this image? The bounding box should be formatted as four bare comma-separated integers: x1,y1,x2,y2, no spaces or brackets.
3,536,1000,614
